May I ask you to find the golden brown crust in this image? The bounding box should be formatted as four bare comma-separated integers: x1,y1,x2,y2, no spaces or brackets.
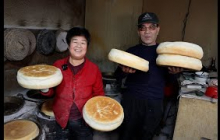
18,64,58,77
17,64,63,89
4,120,39,140
41,100,54,117
85,96,122,123
83,96,124,131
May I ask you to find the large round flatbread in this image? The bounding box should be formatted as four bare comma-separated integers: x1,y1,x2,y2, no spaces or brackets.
156,41,203,59
4,120,39,140
41,100,54,117
108,48,149,72
156,54,202,71
83,96,124,131
17,64,63,89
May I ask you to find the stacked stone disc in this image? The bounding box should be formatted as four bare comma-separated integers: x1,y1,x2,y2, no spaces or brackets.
55,29,68,53
4,29,36,61
36,30,56,55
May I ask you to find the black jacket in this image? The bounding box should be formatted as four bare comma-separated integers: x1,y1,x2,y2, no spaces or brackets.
114,43,178,99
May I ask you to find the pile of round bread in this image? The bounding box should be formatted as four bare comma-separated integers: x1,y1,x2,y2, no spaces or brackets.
156,41,203,71
108,48,149,72
17,64,63,89
4,119,39,140
83,96,124,131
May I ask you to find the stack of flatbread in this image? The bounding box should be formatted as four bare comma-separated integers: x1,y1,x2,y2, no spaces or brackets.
156,41,203,71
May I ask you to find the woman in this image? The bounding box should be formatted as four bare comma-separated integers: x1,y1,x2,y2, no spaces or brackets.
41,27,105,140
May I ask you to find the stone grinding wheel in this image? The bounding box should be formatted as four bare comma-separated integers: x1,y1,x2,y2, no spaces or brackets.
37,29,56,55
55,29,68,53
4,29,36,61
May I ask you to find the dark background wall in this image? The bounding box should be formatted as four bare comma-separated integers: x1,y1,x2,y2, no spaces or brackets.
4,0,86,96
143,0,218,68
4,0,218,96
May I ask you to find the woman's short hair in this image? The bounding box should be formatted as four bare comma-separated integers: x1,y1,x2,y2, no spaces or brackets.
66,26,91,46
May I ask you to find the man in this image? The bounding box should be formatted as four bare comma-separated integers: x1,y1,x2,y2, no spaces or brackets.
115,12,183,140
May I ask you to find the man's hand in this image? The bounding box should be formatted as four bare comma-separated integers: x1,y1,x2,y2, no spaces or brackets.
168,67,183,74
120,65,136,73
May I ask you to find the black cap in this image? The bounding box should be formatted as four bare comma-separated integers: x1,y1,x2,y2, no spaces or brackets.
138,12,159,25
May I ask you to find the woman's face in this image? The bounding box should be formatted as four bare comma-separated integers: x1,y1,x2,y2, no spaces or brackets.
69,36,88,60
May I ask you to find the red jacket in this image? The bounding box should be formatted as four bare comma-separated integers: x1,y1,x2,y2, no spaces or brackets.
41,57,105,128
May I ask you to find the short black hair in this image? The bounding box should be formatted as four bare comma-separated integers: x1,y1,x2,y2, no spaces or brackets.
66,26,91,46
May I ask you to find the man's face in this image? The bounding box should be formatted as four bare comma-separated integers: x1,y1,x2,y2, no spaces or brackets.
69,36,87,60
137,23,160,46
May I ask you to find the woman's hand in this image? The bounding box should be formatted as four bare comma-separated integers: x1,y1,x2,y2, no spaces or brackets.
41,88,49,93
120,65,136,73
168,67,183,74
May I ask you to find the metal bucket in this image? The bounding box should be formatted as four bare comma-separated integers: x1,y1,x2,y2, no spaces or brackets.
102,72,120,96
